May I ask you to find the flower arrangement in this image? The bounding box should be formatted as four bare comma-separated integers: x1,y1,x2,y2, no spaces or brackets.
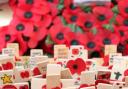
0,0,128,57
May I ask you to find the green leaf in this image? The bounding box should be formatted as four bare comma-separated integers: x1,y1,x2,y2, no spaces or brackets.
57,4,64,10
45,35,54,45
91,28,97,35
76,26,84,33
112,5,119,14
80,6,92,13
103,24,114,32
67,24,76,32
60,16,67,25
60,0,64,4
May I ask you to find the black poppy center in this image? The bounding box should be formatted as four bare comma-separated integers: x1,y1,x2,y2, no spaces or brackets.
119,30,124,36
90,51,100,58
98,14,106,21
5,34,11,41
70,4,77,10
87,42,95,49
24,11,33,19
73,64,78,69
70,16,77,22
103,38,111,44
26,0,33,4
33,26,38,32
123,19,128,26
84,21,93,28
71,40,79,45
125,7,128,13
56,32,64,40
47,0,53,2
22,35,30,42
16,24,25,31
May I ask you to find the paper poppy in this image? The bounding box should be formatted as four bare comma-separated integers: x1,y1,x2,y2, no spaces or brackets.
49,24,71,44
115,26,128,43
62,8,83,24
32,1,51,15
84,32,102,51
45,0,59,5
118,0,128,17
17,0,42,10
13,35,28,55
0,26,17,52
2,85,17,89
93,6,113,25
9,17,34,37
66,58,86,75
116,15,128,27
14,8,41,23
19,85,29,89
77,13,97,31
36,14,52,28
32,67,41,76
65,32,85,46
97,29,120,46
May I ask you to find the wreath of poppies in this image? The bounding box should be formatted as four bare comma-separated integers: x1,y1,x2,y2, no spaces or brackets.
0,0,128,57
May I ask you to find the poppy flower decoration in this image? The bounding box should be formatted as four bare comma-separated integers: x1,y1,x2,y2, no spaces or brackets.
49,24,71,44
93,6,113,25
77,13,96,31
116,15,128,27
19,85,29,89
66,58,86,75
118,0,128,17
65,32,85,46
62,7,82,24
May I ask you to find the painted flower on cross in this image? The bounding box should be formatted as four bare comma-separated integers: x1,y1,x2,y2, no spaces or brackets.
66,58,86,75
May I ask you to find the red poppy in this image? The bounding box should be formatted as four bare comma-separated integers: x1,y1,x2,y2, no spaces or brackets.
2,62,13,70
13,35,28,55
64,0,73,7
93,6,113,25
14,8,41,23
84,32,102,51
66,58,86,75
116,15,128,27
27,27,47,48
0,26,17,52
114,26,128,43
36,14,52,28
19,85,29,89
32,1,51,15
45,0,59,5
77,13,97,31
2,85,17,89
9,17,34,37
33,67,41,76
124,69,128,76
65,32,85,46
118,0,128,17
17,0,42,10
9,0,18,10
97,29,120,46
62,8,82,24
49,24,71,44
53,16,63,26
